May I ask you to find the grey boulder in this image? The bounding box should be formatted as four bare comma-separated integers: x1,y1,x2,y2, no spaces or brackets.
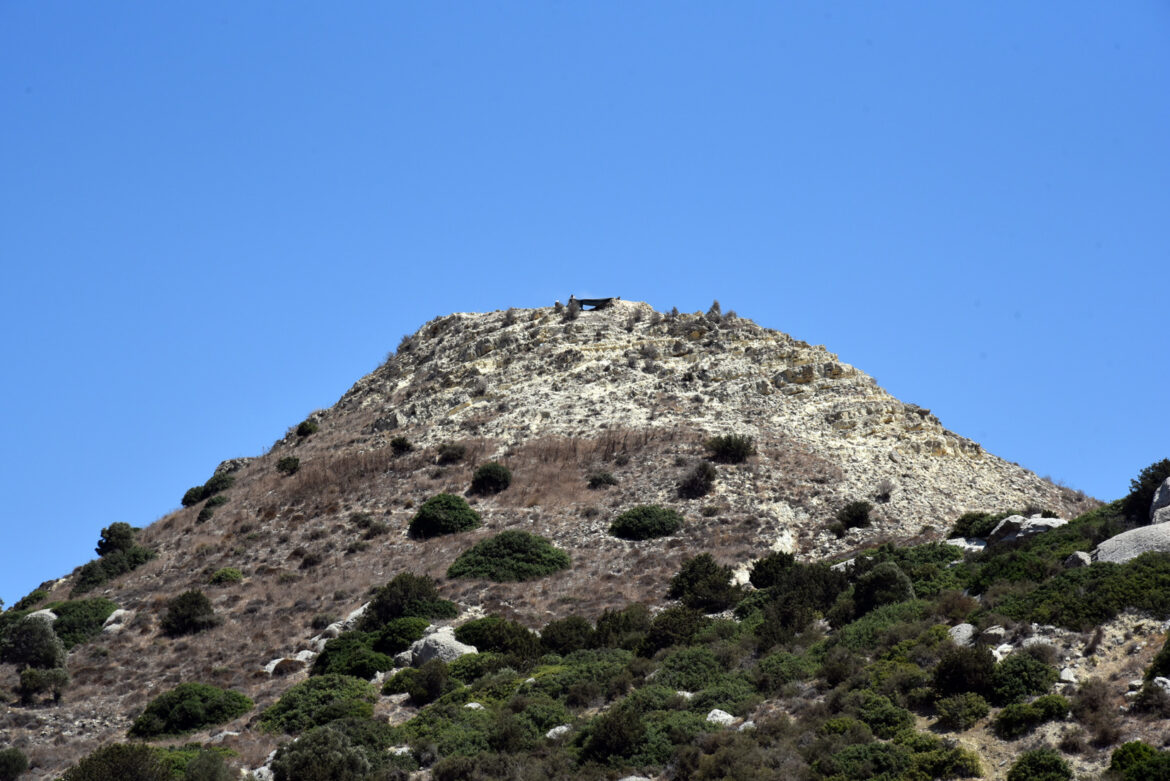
1094,524,1170,564
1152,478,1170,524
409,626,477,666
987,515,1068,546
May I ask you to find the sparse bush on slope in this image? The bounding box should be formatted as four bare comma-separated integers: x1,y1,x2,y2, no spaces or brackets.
260,674,377,734
358,573,457,630
470,462,512,495
704,434,754,464
609,505,683,540
447,531,570,582
129,683,253,738
408,494,481,539
160,590,219,637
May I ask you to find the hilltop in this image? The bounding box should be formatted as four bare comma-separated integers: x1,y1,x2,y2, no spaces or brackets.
7,301,1169,781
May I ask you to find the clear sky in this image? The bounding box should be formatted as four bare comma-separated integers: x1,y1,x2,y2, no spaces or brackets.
2,3,1167,607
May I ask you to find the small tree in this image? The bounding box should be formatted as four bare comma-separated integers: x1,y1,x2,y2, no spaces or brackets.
667,554,742,612
0,615,66,669
408,494,481,539
470,462,512,495
160,590,219,637
96,522,136,556
0,748,28,781
18,666,69,704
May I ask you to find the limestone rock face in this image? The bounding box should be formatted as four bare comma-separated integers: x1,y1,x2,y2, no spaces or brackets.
987,515,1068,546
1094,525,1170,564
1152,478,1170,524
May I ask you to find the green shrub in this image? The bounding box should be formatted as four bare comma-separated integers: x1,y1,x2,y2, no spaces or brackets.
1146,633,1170,681
677,461,716,499
0,615,66,669
455,616,541,661
609,505,683,541
814,741,911,780
408,494,481,539
161,747,234,781
755,650,816,692
276,456,300,475
836,500,873,532
447,652,510,684
311,632,394,679
371,617,430,655
1006,748,1071,781
853,561,915,615
390,436,413,455
933,644,995,697
541,616,594,655
992,652,1058,705
447,531,570,582
182,473,236,508
592,604,651,650
260,674,376,734
71,543,155,595
855,692,914,738
704,434,755,464
359,572,456,630
658,646,723,691
994,694,1070,739
271,725,369,781
62,744,171,781
667,554,742,612
209,567,243,586
935,692,990,731
437,443,466,464
129,682,253,738
640,605,707,656
581,703,645,761
296,419,319,437
48,598,118,649
1111,741,1160,775
587,471,617,489
1124,458,1170,522
470,462,512,495
18,666,68,704
160,590,218,637
0,748,28,781
12,588,48,612
96,522,136,556
951,510,1014,539
748,551,795,589
408,659,453,705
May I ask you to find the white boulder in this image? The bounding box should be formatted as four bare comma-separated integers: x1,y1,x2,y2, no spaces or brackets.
1152,478,1170,524
546,725,571,739
1064,552,1092,568
1094,524,1170,564
987,515,1068,546
706,709,735,726
948,623,976,647
945,537,986,554
409,626,477,666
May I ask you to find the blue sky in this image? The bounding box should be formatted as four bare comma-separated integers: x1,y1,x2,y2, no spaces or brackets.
2,3,1167,607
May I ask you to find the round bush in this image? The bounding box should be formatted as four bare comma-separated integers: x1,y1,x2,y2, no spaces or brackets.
259,674,377,734
658,646,722,691
609,505,683,541
1007,749,1072,781
276,456,300,475
836,500,873,530
96,522,136,556
454,616,541,660
667,553,742,612
408,494,481,539
311,632,394,679
370,617,430,655
446,531,570,582
992,653,1059,705
0,748,28,781
0,615,66,669
390,436,413,455
677,461,716,499
470,462,512,495
704,434,755,464
271,726,369,781
296,419,319,437
933,645,995,698
853,561,915,615
541,615,594,655
129,682,253,738
935,692,990,731
358,573,457,630
62,744,170,781
209,568,243,586
1111,741,1159,775
18,666,68,704
160,590,219,637
587,471,617,489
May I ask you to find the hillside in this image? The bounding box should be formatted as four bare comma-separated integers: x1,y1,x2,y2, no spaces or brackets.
7,301,1170,781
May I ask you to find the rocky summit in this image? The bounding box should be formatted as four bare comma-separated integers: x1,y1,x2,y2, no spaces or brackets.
1,301,1132,781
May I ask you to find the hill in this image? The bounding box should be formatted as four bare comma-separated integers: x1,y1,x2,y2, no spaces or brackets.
6,301,1169,781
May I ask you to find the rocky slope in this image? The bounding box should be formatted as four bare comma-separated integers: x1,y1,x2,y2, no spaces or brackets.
0,300,1098,778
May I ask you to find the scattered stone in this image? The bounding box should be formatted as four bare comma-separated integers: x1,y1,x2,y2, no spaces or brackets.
1059,668,1078,684
945,537,986,554
992,643,1014,662
1154,677,1170,694
987,515,1068,546
1129,680,1145,691
676,691,694,700
948,623,976,647
738,720,756,731
1095,525,1170,564
706,709,735,726
409,626,477,666
1064,551,1092,568
102,609,132,628
981,626,1008,644
546,725,571,740
465,702,485,710
390,746,411,756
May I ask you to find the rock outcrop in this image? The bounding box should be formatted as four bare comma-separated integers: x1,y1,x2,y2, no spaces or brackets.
1094,524,1170,564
